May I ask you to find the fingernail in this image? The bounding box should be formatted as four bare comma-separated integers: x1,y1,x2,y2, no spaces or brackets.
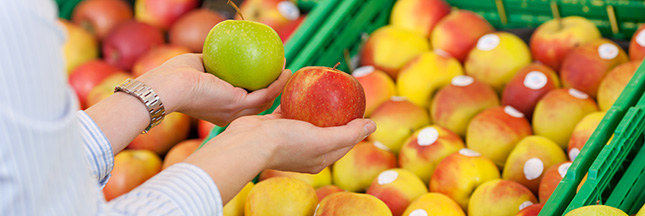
363,119,376,135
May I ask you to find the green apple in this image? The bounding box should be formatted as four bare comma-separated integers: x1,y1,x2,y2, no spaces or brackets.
203,20,284,90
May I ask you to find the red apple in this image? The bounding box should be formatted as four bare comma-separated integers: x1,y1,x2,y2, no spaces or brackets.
128,112,192,155
629,24,645,62
68,60,124,109
352,66,396,117
538,161,572,203
333,142,397,192
103,149,161,201
86,72,135,107
236,0,301,35
169,9,225,53
597,61,642,111
162,139,202,169
516,203,545,216
315,185,345,201
71,0,133,39
501,63,560,118
281,66,366,127
366,169,428,216
197,119,215,140
102,21,165,71
389,0,451,38
134,0,199,30
132,45,191,77
430,10,494,62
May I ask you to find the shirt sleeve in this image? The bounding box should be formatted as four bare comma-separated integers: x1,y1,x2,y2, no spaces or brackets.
77,110,115,188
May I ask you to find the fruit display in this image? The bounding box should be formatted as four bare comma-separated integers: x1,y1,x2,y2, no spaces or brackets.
57,0,645,215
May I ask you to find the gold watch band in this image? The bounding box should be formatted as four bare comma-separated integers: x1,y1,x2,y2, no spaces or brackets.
114,78,166,134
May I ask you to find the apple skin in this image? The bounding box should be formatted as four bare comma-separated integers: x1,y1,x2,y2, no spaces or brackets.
203,20,284,91
597,61,642,111
314,192,392,216
538,161,572,203
629,24,645,62
86,72,135,108
430,75,499,137
60,19,99,74
401,193,465,216
128,112,191,155
389,0,451,38
223,182,254,216
332,142,397,192
529,16,601,71
466,106,533,167
399,125,465,183
245,177,318,216
236,0,301,35
465,32,532,92
430,10,494,62
315,185,345,201
501,63,560,118
102,21,165,71
361,25,431,80
467,179,538,216
71,0,133,39
567,112,605,161
397,51,464,108
565,205,628,216
169,9,225,53
282,66,366,127
259,167,332,189
162,139,202,169
197,119,215,140
429,149,501,210
352,66,396,117
68,60,123,109
368,97,430,154
134,0,199,30
102,149,162,201
516,203,545,216
132,45,191,77
532,88,599,148
366,169,428,216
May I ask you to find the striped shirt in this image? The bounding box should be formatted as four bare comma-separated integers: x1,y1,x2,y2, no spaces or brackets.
0,0,223,215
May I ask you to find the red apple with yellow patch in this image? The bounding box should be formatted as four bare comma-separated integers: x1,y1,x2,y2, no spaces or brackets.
430,10,494,62
134,0,199,30
597,61,642,111
567,112,605,161
259,167,332,189
60,19,99,74
502,136,568,194
86,72,134,107
468,180,538,216
102,21,165,71
245,177,318,216
402,193,465,216
352,66,396,117
516,203,545,216
361,25,430,80
367,169,428,216
162,139,202,169
103,149,162,201
71,0,133,39
236,0,301,39
399,125,464,183
314,192,392,216
315,185,345,201
501,63,560,118
332,142,397,192
169,9,225,53
128,112,191,155
538,161,572,203
397,51,464,108
389,0,451,38
68,60,123,109
132,45,191,77
629,24,645,62
368,97,430,154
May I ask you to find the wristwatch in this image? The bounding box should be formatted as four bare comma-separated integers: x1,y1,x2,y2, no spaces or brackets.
114,78,165,134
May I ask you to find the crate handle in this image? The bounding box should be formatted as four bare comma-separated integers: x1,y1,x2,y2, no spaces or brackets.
550,0,562,29
606,5,619,34
495,0,508,25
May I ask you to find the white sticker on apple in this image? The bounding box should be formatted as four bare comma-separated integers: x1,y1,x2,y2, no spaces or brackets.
410,209,429,216
391,96,407,101
477,34,500,51
352,66,375,78
459,148,481,157
452,75,474,87
314,203,320,215
504,106,525,118
598,43,619,60
568,88,589,100
278,1,300,21
434,48,451,58
569,147,580,161
637,30,645,47
519,201,534,211
417,127,439,146
524,71,548,90
373,141,391,151
524,158,544,180
559,162,572,178
378,170,399,185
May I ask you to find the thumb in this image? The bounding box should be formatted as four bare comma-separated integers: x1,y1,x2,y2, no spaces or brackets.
322,118,376,148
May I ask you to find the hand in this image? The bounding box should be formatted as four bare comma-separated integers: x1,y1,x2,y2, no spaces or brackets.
136,53,291,126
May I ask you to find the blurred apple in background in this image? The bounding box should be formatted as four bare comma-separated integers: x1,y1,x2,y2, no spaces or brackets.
401,193,466,216
162,138,202,169
68,60,123,109
539,161,572,203
314,192,392,216
560,39,628,97
169,9,225,53
529,16,601,71
567,112,605,161
516,203,545,216
132,45,191,77
399,125,464,183
60,19,99,75
361,25,430,80
430,75,499,137
197,119,215,139
86,72,134,107
245,177,318,216
352,66,396,117
397,51,464,108
333,142,397,192
223,182,254,216
430,149,500,210
532,88,599,148
71,0,133,39
501,63,560,118
430,10,494,62
629,24,645,62
465,32,532,92
366,169,428,216
237,0,301,39
565,205,628,216
389,0,451,38
468,179,538,216
502,135,567,194
259,167,332,189
135,0,199,30
128,112,191,155
597,61,642,111
103,149,162,201
315,185,344,201
466,106,533,167
102,21,165,71
282,66,365,127
368,97,430,154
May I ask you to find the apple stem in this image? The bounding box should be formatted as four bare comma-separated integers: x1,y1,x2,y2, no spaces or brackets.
333,62,340,70
227,0,244,20
550,0,562,30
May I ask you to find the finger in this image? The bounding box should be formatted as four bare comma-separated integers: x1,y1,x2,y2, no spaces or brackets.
282,57,286,71
317,118,376,151
244,69,291,106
